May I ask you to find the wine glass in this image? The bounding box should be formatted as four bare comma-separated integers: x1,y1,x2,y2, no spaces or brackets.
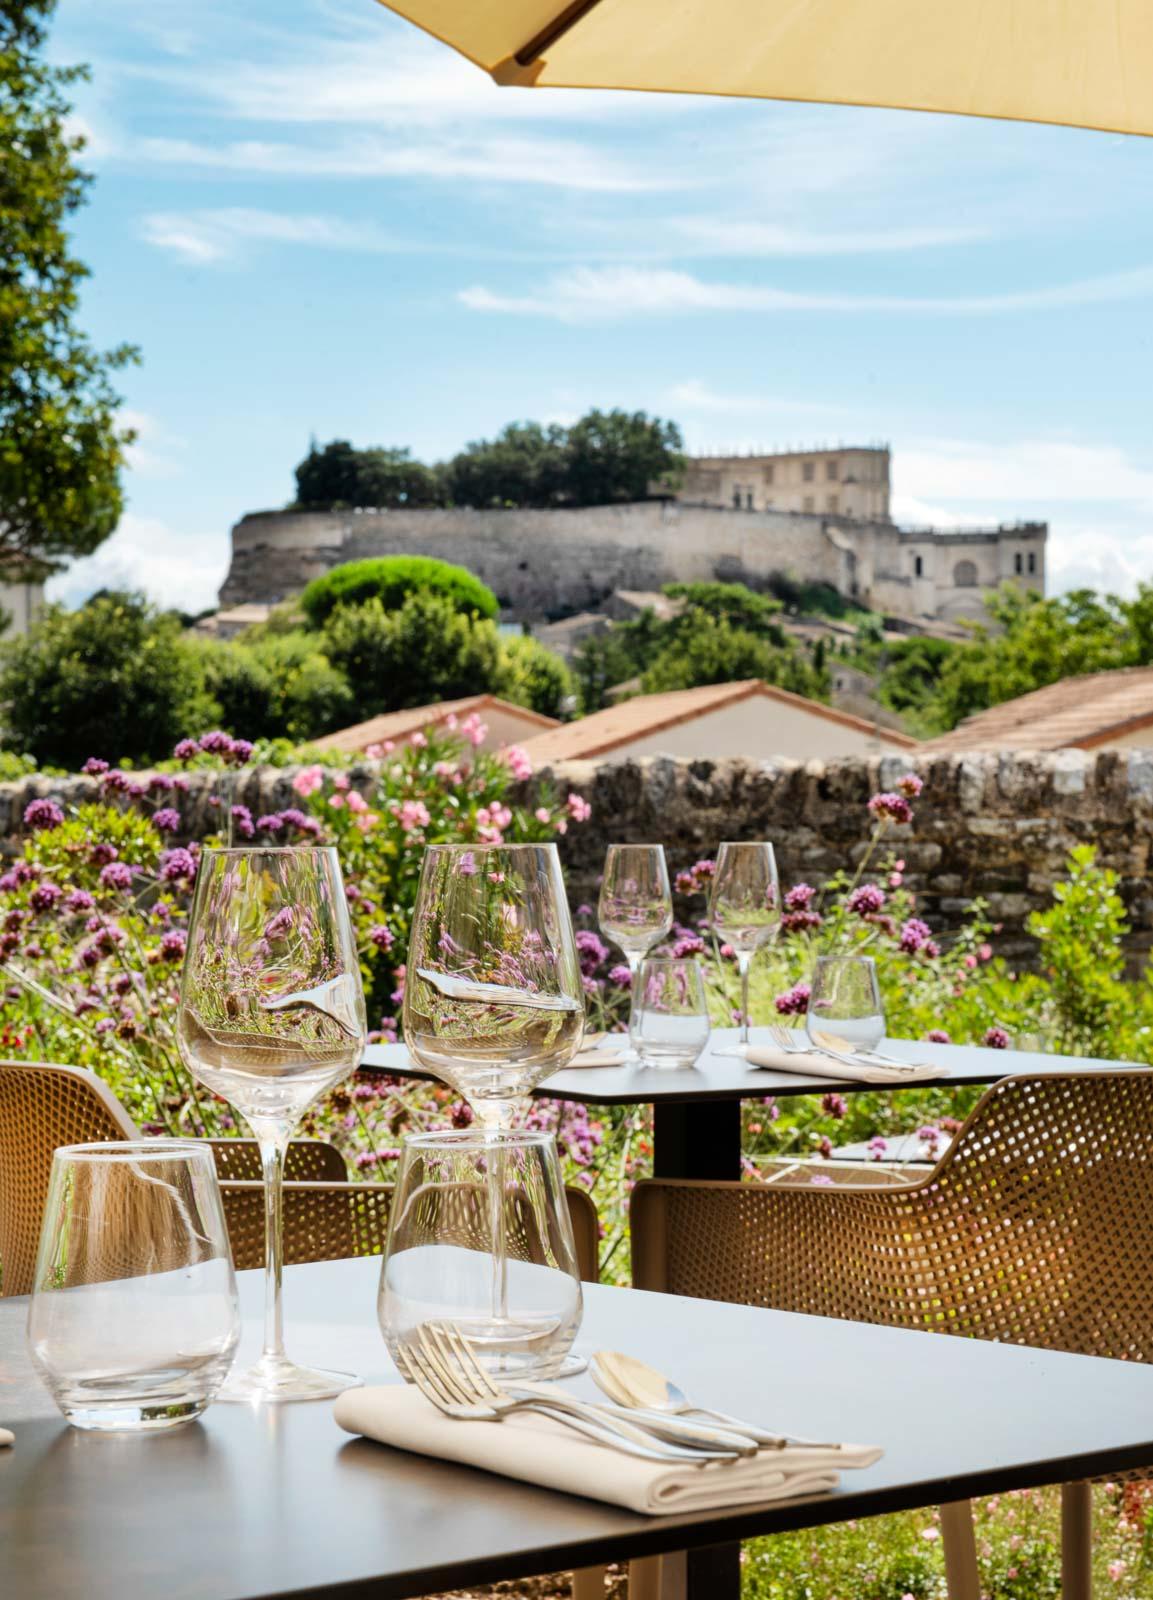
708,841,781,1058
806,955,885,1055
177,846,368,1403
598,844,673,1056
403,843,585,1129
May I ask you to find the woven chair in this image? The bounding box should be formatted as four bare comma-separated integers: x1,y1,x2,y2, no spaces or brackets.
630,1069,1153,1600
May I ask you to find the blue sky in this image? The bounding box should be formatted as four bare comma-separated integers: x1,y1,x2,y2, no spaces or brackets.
46,0,1153,613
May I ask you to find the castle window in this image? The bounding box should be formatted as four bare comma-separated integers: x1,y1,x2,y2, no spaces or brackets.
802,461,815,483
1014,553,1023,575
746,490,754,510
764,464,774,485
827,460,839,481
1028,551,1037,575
732,487,741,509
954,559,979,587
826,494,839,513
803,495,815,513
914,555,923,578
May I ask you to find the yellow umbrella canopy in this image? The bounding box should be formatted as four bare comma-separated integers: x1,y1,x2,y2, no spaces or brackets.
375,0,1153,136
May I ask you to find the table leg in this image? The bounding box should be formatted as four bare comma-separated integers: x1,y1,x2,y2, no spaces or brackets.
653,1099,742,1181
647,1101,744,1600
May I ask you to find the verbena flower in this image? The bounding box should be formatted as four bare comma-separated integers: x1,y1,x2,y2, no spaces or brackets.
152,808,181,833
984,1025,1010,1049
925,1028,951,1043
896,773,924,798
160,930,187,962
172,738,200,762
82,757,109,775
230,804,255,839
867,792,913,825
99,862,133,891
369,924,395,951
160,848,197,883
774,982,811,1016
821,1092,847,1118
782,910,822,934
576,928,609,977
848,883,886,916
29,883,63,913
899,917,933,953
785,884,815,911
24,798,64,831
608,964,632,987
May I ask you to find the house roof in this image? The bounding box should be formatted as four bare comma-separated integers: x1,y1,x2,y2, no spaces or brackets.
519,678,917,764
923,665,1153,753
311,695,559,754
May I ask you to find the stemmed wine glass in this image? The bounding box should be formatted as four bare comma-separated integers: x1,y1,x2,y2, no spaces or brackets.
598,844,673,1056
177,846,368,1403
708,841,781,1058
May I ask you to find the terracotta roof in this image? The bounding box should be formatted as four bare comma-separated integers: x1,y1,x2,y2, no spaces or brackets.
519,679,917,763
311,695,559,754
923,665,1153,753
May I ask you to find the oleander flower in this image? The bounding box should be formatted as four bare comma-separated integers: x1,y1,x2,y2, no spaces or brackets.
292,764,325,798
501,744,534,781
399,799,431,833
566,792,592,823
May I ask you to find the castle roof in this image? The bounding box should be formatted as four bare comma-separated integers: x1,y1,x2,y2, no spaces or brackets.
311,695,559,755
923,665,1153,753
519,678,916,765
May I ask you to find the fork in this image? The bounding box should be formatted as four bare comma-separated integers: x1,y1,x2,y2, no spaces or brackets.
398,1323,745,1464
767,1024,923,1074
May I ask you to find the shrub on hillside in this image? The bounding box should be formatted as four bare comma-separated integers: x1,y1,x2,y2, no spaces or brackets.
300,556,498,628
0,592,216,766
497,633,574,719
640,612,830,700
323,593,507,717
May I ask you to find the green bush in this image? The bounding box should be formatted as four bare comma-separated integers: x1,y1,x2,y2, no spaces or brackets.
300,556,498,628
0,592,215,765
497,633,574,719
323,593,507,717
641,611,829,699
244,633,355,741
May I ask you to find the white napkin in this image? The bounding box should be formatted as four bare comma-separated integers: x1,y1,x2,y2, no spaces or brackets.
745,1044,946,1085
570,1049,628,1069
334,1384,881,1515
0,1428,12,1448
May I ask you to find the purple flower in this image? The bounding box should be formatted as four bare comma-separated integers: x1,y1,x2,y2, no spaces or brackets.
0,932,18,959
147,774,174,794
0,872,18,893
82,758,109,776
198,730,234,756
89,842,118,866
369,924,395,952
923,939,941,959
77,943,102,968
173,738,200,762
279,808,322,836
230,804,255,839
774,982,811,1016
160,930,187,962
576,928,610,978
94,1017,116,1035
896,773,924,799
925,1028,951,1044
23,799,64,831
29,883,63,913
899,917,933,954
256,813,284,835
3,909,23,931
170,775,190,794
866,1135,888,1161
847,883,886,917
810,1173,835,1187
984,1026,1011,1049
152,808,181,833
785,884,815,911
22,940,42,958
228,738,255,764
671,933,705,957
99,862,133,891
160,848,197,883
820,1092,847,1118
782,910,823,935
151,901,171,923
100,770,130,792
608,963,632,987
867,792,913,826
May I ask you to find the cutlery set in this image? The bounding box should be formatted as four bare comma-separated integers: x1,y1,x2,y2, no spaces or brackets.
765,1025,927,1075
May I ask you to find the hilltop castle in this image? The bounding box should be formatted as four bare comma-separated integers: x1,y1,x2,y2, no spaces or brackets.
218,445,1046,625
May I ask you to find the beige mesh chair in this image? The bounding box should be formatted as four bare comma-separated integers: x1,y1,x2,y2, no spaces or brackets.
631,1069,1153,1600
0,1059,600,1288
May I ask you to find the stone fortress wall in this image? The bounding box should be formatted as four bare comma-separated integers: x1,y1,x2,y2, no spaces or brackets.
5,751,1152,968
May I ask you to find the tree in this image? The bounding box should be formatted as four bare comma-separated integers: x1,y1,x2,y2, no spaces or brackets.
640,612,829,700
444,422,569,509
496,634,574,719
565,409,683,505
0,592,215,764
293,441,443,510
300,556,498,628
1,1,136,580
663,581,784,640
322,594,508,718
293,440,362,509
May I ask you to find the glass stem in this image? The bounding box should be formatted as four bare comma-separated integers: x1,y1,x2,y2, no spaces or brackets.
737,953,752,1047
259,1129,290,1363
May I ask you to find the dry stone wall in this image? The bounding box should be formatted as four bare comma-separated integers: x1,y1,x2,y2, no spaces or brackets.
5,750,1153,967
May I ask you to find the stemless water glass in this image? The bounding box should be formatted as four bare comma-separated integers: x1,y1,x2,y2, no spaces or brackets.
403,843,585,1128
28,1141,239,1431
177,846,368,1403
629,957,711,1069
379,1129,582,1379
806,955,886,1055
709,841,781,1057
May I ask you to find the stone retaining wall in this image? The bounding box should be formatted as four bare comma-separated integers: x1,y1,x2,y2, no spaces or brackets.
5,750,1152,966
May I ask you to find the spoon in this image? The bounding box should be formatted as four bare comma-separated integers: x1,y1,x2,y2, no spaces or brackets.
591,1351,840,1451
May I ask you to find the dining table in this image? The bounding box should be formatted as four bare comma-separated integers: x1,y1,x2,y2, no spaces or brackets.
362,1031,1141,1181
5,1253,1153,1600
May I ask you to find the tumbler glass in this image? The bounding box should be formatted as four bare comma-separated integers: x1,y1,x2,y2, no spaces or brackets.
27,1141,240,1431
379,1129,582,1380
805,955,886,1055
629,957,711,1069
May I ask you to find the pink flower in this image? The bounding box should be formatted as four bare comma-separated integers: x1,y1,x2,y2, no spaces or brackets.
346,790,369,814
567,793,592,823
896,773,924,799
364,743,383,759
888,872,903,888
978,943,993,961
292,765,324,798
848,884,886,917
355,813,378,834
333,771,350,790
461,713,487,747
984,1026,1010,1049
445,713,459,731
328,793,345,810
410,731,428,749
535,807,550,823
490,803,512,829
1108,1561,1126,1581
399,800,431,832
963,953,977,969
369,924,395,951
868,792,913,825
502,745,534,781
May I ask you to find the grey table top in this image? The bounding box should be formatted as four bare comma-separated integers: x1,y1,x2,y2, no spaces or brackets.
362,1031,1145,1106
6,1256,1153,1599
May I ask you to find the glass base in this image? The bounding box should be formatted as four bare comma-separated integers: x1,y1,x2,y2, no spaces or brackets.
551,1352,588,1379
58,1397,209,1432
217,1353,363,1404
715,1041,750,1059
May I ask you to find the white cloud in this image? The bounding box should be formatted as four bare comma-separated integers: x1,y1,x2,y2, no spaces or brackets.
118,408,185,479
132,134,681,193
669,218,991,257
140,208,406,264
46,513,226,614
667,379,843,419
896,439,1153,511
458,262,1153,322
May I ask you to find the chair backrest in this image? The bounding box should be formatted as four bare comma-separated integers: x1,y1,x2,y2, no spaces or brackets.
632,1070,1153,1361
208,1139,350,1183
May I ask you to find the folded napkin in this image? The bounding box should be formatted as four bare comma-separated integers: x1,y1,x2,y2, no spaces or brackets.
745,1044,946,1085
334,1384,881,1515
0,1428,12,1448
570,1049,628,1069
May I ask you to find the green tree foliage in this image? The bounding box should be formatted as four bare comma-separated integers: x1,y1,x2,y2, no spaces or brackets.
443,422,569,509
299,556,499,628
641,612,827,699
293,441,442,510
875,635,958,728
1027,845,1129,1056
563,409,684,505
195,634,354,743
1,0,136,580
664,581,785,639
322,594,508,719
497,633,574,720
0,593,214,764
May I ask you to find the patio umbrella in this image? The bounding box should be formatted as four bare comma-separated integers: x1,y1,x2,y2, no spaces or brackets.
373,0,1153,136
